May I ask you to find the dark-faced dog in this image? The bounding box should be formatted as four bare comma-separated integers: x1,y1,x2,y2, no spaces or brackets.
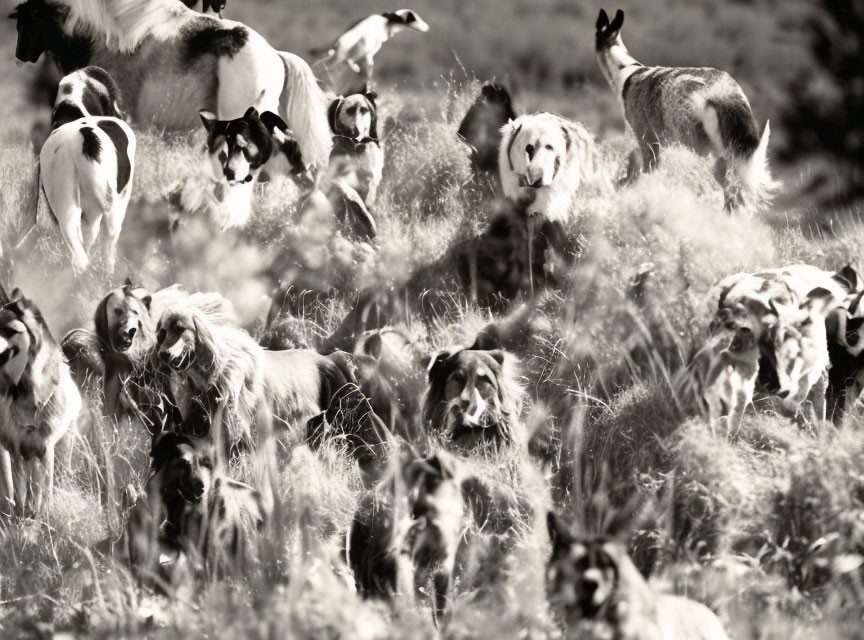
457,82,517,187
126,431,266,578
50,66,124,129
423,347,525,452
200,107,304,186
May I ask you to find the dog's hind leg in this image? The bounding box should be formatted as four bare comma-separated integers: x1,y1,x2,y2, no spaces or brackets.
58,210,90,272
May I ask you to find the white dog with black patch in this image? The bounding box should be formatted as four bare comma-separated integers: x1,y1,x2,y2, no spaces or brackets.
38,67,135,272
499,113,595,223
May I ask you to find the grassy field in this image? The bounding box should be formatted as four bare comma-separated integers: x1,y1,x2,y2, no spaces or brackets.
2,0,864,638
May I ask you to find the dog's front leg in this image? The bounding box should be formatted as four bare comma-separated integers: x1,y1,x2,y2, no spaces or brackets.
0,449,14,514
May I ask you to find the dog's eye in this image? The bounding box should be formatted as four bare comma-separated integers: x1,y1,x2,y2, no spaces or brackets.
171,457,188,468
200,457,212,470
545,144,553,151
218,151,227,163
113,308,123,317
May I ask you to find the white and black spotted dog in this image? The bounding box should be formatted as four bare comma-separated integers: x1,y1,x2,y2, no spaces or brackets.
314,10,429,92
181,106,304,229
595,9,778,211
328,91,384,208
38,66,135,272
499,112,595,223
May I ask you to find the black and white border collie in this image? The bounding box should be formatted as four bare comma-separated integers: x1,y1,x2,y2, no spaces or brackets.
38,66,135,272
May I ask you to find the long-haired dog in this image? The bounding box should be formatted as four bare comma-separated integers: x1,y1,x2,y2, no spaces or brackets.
458,82,517,191
328,91,384,208
546,512,730,640
126,430,267,579
38,66,135,271
154,301,353,453
0,287,81,514
313,10,429,93
499,112,595,224
11,0,331,172
595,8,778,211
423,346,525,453
349,449,520,627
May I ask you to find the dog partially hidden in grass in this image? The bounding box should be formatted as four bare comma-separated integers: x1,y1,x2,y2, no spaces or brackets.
546,512,730,640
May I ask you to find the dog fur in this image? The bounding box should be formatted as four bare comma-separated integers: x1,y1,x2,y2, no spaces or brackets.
423,346,525,453
458,82,517,188
499,112,595,223
595,8,777,211
547,512,730,640
328,91,384,207
0,288,81,514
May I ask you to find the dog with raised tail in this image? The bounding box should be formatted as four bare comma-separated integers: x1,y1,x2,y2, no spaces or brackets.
595,8,778,212
38,67,135,272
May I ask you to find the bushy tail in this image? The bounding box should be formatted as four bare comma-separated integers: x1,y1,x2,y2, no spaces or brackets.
278,51,332,171
729,120,781,213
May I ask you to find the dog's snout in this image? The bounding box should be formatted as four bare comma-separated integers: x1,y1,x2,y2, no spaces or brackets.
191,478,205,495
581,578,599,595
125,326,136,339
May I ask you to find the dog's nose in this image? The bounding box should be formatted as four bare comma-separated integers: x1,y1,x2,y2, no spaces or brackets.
581,578,599,595
192,479,204,495
159,350,172,363
777,389,791,399
223,168,235,181
125,326,136,339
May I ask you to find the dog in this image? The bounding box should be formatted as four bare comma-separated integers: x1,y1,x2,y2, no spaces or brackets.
499,113,595,223
313,10,429,92
177,106,304,229
595,8,778,211
126,430,267,578
458,82,517,188
181,0,225,16
0,287,81,514
154,301,354,453
349,449,519,627
328,91,384,208
546,512,730,640
423,346,525,453
38,67,136,271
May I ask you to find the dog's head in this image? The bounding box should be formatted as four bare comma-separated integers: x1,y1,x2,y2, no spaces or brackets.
0,288,51,388
458,82,517,174
199,107,297,184
546,513,621,626
503,115,573,189
424,347,522,450
151,432,215,505
94,279,152,354
382,10,429,33
400,450,464,566
10,0,67,64
766,287,835,405
155,305,212,373
328,92,378,141
595,9,625,52
52,66,123,129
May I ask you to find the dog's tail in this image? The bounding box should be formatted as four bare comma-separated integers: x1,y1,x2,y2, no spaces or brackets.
278,51,332,171
728,120,780,212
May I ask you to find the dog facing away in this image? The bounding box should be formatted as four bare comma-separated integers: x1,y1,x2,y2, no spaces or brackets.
154,301,354,454
125,430,267,579
313,10,429,93
595,8,778,211
499,112,595,223
546,512,729,640
38,67,135,272
423,346,526,454
458,82,517,191
0,288,81,514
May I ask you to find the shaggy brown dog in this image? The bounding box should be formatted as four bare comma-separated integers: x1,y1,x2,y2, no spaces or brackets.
155,301,353,453
0,287,81,514
423,346,525,452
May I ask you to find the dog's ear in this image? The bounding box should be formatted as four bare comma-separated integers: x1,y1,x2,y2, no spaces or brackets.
834,265,859,293
260,111,289,135
199,110,217,133
610,9,624,32
10,288,24,304
547,511,573,550
141,294,152,312
243,106,260,122
192,315,217,373
801,287,835,316
426,349,454,383
488,349,506,366
504,121,522,171
327,97,343,134
93,294,110,342
123,277,134,287
427,451,457,480
596,9,610,30
560,125,572,152
368,96,379,140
